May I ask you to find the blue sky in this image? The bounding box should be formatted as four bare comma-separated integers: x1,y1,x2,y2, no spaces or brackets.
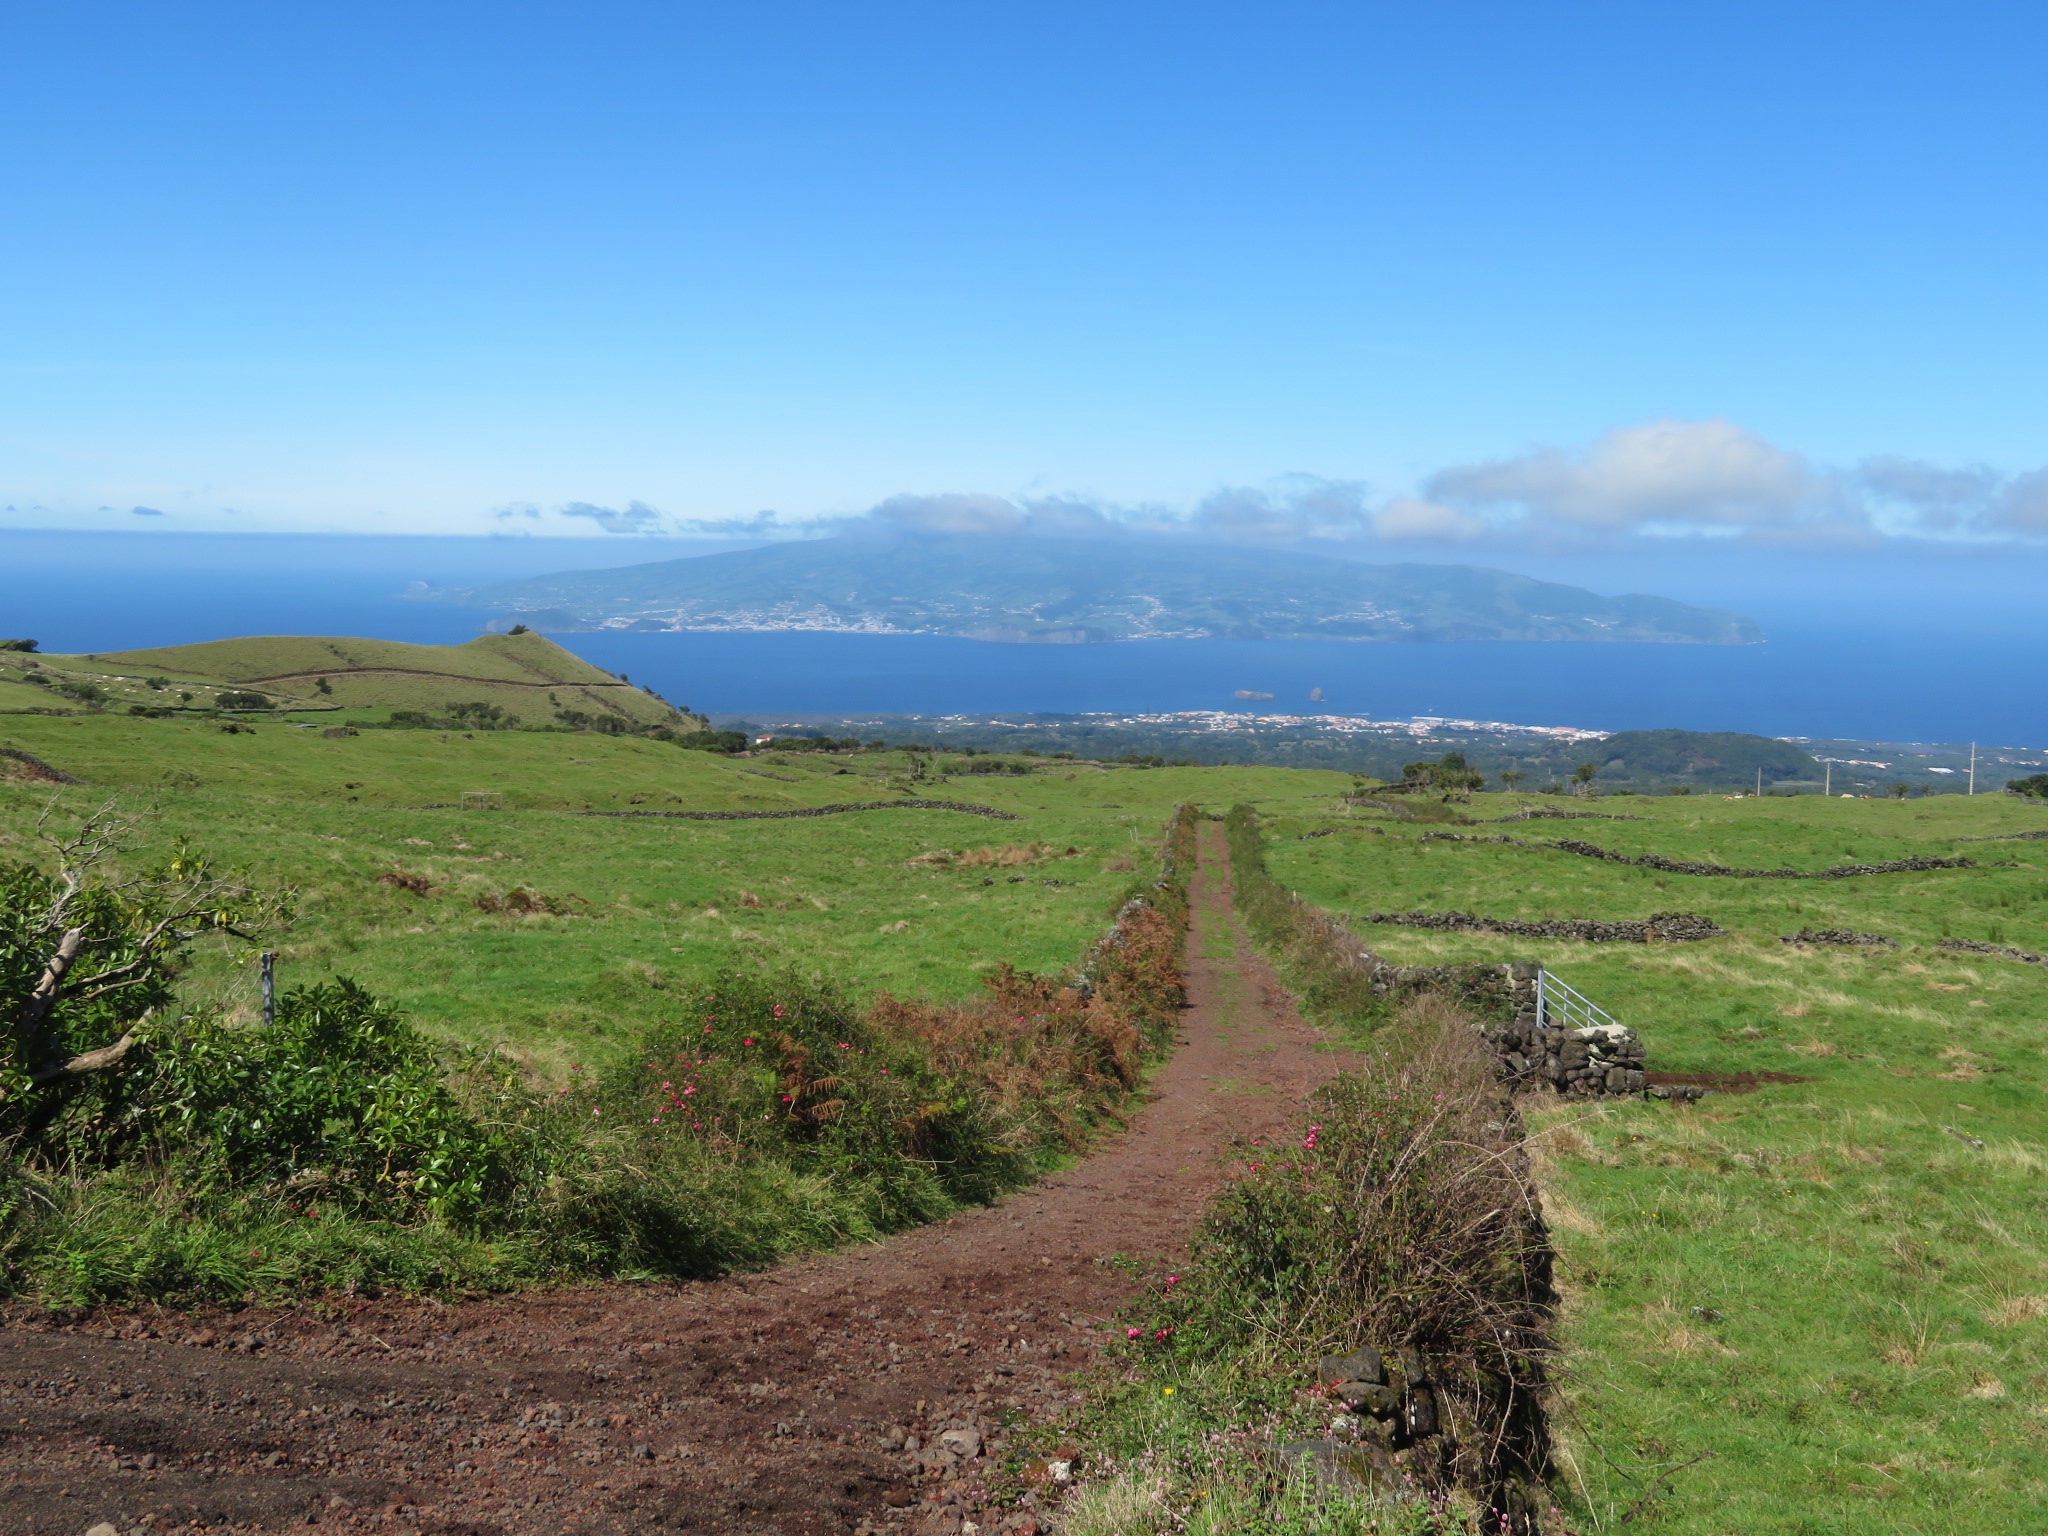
4,1,2046,550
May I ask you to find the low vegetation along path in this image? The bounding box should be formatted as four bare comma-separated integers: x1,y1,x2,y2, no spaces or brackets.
2,824,1349,1536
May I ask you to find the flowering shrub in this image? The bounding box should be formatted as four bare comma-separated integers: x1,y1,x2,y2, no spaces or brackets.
603,968,1026,1217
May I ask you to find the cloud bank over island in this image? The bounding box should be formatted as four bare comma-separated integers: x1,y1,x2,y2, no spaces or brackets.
12,417,2047,553
479,417,2048,553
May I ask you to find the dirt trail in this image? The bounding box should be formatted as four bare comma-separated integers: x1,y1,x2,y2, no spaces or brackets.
0,824,1350,1536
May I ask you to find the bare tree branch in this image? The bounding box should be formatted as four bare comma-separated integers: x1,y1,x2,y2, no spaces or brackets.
28,1029,140,1085
18,925,85,1045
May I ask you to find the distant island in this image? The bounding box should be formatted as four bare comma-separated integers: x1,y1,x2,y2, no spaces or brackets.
428,533,1763,645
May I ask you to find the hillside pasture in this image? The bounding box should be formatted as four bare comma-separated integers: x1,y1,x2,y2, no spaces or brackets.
0,713,1348,1073
1263,791,2048,1534
1,631,681,723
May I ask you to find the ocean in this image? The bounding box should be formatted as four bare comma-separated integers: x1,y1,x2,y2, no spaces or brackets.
2,529,2041,746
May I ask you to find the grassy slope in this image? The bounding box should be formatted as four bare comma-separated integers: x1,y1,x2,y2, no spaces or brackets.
1,632,679,723
1262,792,2048,1534
0,712,1345,1076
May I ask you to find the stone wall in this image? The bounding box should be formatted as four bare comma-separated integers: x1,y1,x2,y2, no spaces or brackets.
0,747,82,785
1938,936,2048,967
1364,909,1724,944
576,798,1021,822
1487,961,1648,1096
1300,911,1649,1097
1421,831,1975,879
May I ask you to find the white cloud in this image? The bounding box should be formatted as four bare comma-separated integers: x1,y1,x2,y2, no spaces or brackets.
559,500,667,534
868,492,1027,535
1854,456,2000,528
1373,496,1487,541
1428,417,1827,529
472,428,2048,553
1992,468,2048,533
1189,478,1374,541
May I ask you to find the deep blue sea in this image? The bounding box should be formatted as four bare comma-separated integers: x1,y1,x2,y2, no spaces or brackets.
3,530,2042,746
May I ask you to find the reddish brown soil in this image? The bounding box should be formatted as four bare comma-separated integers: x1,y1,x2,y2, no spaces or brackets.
0,824,1351,1536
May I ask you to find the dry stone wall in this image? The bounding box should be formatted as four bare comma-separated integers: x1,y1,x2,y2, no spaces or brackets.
1364,909,1724,944
578,799,1021,822
0,747,82,785
1422,832,1974,879
1346,959,1654,1096
1488,962,1647,1097
1938,937,2048,968
1484,807,1647,823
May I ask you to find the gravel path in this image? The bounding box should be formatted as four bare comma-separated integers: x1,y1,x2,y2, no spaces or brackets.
0,823,1349,1536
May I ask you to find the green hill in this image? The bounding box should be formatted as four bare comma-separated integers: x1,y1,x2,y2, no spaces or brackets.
0,632,684,726
433,533,1764,645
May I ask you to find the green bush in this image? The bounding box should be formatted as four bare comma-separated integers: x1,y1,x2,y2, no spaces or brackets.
386,700,520,730
603,968,1027,1225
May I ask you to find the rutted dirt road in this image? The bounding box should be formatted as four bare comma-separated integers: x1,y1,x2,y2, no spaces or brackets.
0,824,1349,1535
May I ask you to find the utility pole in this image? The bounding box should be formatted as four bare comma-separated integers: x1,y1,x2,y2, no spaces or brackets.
1969,742,1977,795
261,951,276,1029
1824,762,1831,797
1756,767,1762,797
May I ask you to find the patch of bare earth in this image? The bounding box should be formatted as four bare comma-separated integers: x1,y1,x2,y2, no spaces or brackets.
0,823,1347,1535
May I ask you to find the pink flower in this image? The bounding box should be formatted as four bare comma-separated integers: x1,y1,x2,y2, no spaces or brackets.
743,1037,755,1046
1165,1275,1180,1287
1126,1327,1143,1339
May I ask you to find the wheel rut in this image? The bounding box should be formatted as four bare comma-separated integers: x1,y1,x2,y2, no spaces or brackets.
0,823,1354,1535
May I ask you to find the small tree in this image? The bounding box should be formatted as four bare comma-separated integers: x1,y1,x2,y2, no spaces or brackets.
1398,752,1484,798
1498,769,1526,791
1,804,287,1142
1886,782,1911,800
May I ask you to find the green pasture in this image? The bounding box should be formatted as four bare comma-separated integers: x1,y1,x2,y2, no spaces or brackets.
0,630,680,722
0,712,1345,1075
1262,791,2048,1534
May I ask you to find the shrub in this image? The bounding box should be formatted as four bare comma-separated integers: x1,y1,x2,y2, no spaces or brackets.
2007,773,2048,799
142,979,520,1221
214,690,272,711
1114,997,1553,1522
389,701,519,730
